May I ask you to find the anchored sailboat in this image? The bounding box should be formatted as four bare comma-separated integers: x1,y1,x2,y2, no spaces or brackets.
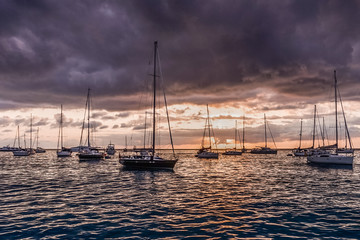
13,126,30,156
78,89,105,160
35,128,46,153
307,70,354,165
223,120,242,155
195,104,219,159
250,114,277,154
119,41,178,169
57,105,72,157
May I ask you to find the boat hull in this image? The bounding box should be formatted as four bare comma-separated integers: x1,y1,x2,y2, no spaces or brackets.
78,153,105,160
250,150,277,154
307,155,353,165
196,152,219,159
222,151,243,155
57,151,72,157
119,158,177,169
13,151,30,156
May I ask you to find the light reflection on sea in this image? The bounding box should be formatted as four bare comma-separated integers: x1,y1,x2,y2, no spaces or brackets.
0,150,360,239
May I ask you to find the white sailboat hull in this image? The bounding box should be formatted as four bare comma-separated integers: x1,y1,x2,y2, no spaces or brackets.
307,154,353,165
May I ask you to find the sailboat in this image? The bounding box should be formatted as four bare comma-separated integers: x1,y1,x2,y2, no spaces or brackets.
35,128,46,153
119,41,178,169
293,119,306,156
195,104,219,159
307,70,354,165
250,114,277,154
13,126,30,156
78,89,105,160
223,120,242,155
57,105,72,157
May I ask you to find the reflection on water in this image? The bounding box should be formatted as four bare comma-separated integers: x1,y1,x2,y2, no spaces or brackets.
0,150,359,238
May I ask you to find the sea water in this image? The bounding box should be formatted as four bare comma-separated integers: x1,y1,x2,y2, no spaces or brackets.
1,150,359,239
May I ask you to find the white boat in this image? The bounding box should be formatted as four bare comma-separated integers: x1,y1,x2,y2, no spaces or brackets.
195,104,218,159
12,126,30,157
34,128,46,153
57,105,72,157
250,114,277,154
106,142,116,155
223,120,242,156
119,42,178,169
77,89,105,161
307,70,353,165
308,153,353,165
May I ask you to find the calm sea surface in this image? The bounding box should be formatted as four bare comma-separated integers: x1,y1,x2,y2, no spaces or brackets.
1,150,360,239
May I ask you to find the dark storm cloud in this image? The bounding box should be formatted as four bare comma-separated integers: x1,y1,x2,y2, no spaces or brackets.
0,0,360,111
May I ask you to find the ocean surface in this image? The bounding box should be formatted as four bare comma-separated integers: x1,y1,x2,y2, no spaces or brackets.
1,150,360,239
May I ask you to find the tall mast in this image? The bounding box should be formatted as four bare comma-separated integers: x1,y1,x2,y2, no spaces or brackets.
17,125,20,148
152,41,157,157
299,119,303,149
30,114,32,149
234,120,237,150
242,115,245,151
36,128,39,148
144,111,147,149
334,70,338,151
322,117,325,146
207,104,212,149
87,88,91,147
312,105,316,148
60,104,63,149
264,114,267,148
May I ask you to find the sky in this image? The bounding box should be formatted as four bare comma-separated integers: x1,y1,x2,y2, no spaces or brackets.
1,0,360,149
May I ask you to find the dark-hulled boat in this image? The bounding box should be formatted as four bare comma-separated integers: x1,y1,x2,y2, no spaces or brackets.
119,41,177,170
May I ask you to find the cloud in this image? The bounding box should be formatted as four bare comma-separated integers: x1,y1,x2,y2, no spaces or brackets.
0,0,359,112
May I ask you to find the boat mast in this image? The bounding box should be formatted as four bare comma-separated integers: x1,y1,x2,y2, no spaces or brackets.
207,104,212,149
312,105,316,148
299,119,302,149
36,128,39,148
242,115,245,151
234,120,237,150
30,114,32,150
152,41,157,158
60,104,63,149
264,114,267,148
87,88,91,147
334,70,338,151
17,125,20,148
144,112,147,149
322,117,325,146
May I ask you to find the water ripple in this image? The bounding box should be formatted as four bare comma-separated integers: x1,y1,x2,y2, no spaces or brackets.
1,150,360,238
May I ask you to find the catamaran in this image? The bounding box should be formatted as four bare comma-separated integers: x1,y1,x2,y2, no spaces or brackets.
119,41,178,169
307,70,354,165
